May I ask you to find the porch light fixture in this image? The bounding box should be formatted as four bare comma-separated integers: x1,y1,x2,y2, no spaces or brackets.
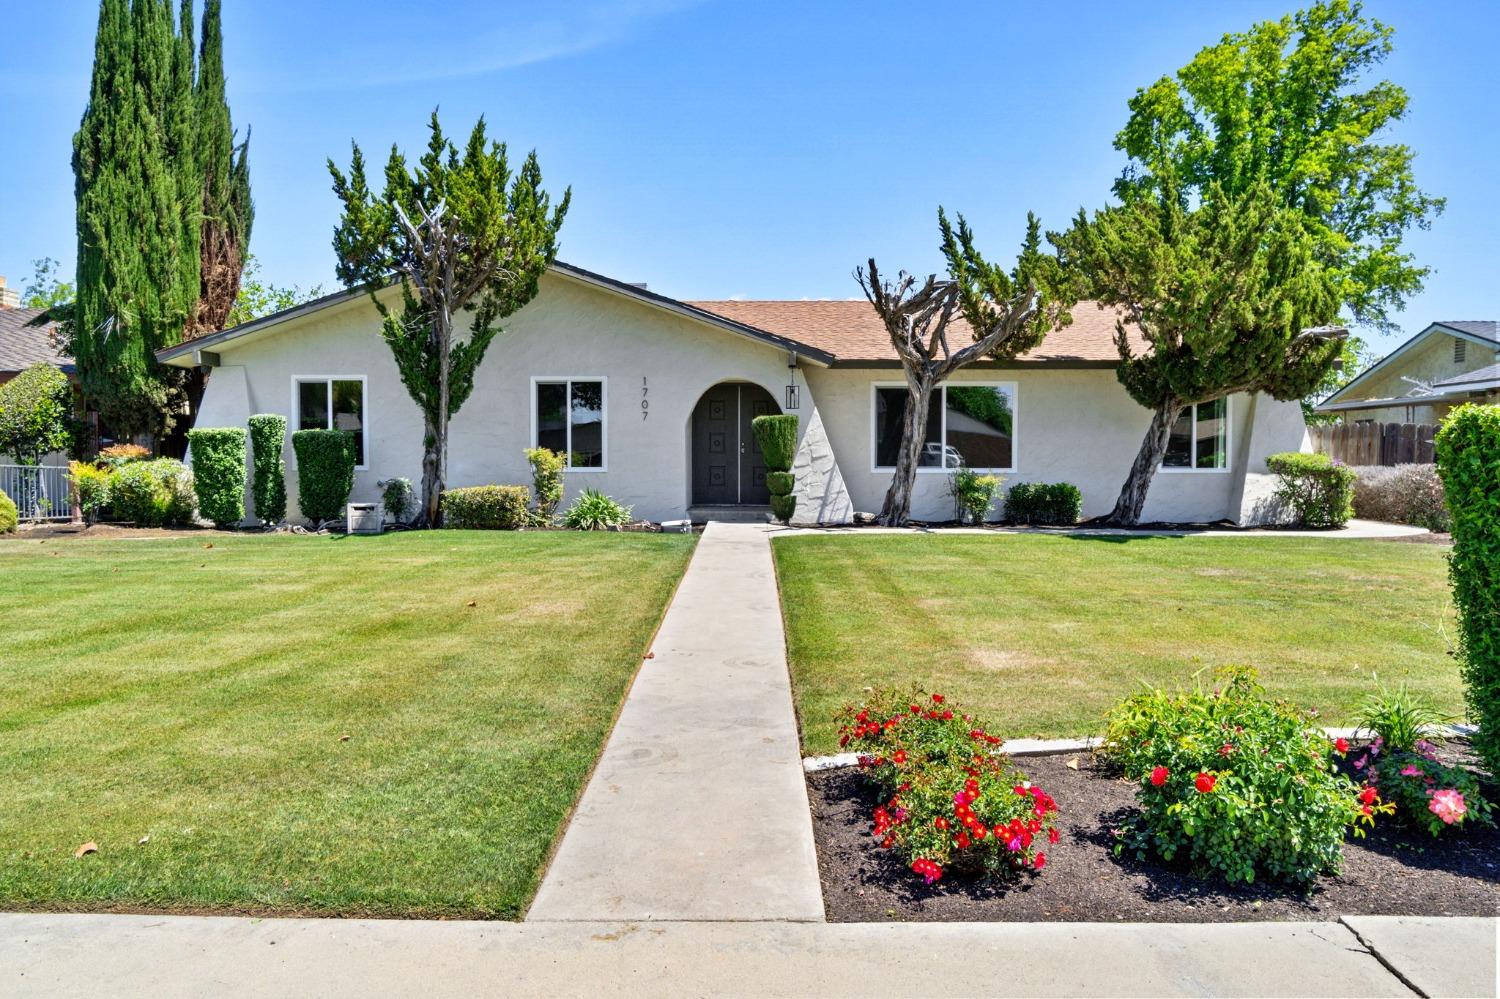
785,351,801,410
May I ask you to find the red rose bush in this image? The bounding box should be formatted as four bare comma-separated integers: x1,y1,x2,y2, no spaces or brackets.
838,689,1058,884
1100,666,1391,884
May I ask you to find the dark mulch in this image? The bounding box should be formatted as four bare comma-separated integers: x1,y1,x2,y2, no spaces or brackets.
809,749,1500,922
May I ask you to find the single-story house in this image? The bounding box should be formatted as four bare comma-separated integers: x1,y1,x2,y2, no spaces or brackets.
0,306,72,387
1316,320,1500,424
156,261,1308,526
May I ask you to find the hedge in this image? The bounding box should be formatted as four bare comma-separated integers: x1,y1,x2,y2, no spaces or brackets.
109,458,196,527
0,488,15,533
1265,452,1355,528
291,429,356,523
248,414,287,526
1004,482,1081,526
752,414,798,472
1435,404,1500,775
187,427,247,528
442,485,531,530
1351,464,1449,533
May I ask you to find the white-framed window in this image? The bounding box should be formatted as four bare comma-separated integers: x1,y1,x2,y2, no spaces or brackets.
871,381,1017,473
531,377,606,471
293,376,368,468
1161,397,1229,472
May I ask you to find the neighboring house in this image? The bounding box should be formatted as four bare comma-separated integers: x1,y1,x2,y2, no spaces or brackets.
0,306,72,387
156,261,1308,526
1315,321,1500,424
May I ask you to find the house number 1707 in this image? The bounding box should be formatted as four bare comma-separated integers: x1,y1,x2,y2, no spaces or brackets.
641,376,649,420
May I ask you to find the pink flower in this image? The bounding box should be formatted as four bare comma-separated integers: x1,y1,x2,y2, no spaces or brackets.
1429,789,1467,825
1400,764,1424,778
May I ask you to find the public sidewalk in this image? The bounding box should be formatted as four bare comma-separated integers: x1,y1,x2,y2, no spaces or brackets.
525,522,823,922
3,912,1494,998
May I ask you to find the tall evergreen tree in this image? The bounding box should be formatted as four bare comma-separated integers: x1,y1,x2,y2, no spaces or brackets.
193,0,253,335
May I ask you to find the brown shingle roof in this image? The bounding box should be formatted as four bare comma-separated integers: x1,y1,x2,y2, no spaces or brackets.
683,299,1142,364
0,308,72,374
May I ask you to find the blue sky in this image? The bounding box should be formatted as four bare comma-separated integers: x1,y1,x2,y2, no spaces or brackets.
2,1,1495,353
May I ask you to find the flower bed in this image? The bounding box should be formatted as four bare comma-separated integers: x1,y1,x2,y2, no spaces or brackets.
807,741,1499,922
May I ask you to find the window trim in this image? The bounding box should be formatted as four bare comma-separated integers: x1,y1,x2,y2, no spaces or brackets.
869,380,1018,474
291,374,369,471
530,376,608,472
1159,396,1232,474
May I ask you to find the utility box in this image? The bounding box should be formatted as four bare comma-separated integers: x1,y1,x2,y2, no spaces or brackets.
347,502,383,535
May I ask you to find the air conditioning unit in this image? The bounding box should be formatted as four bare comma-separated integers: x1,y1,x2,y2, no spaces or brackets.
346,502,383,535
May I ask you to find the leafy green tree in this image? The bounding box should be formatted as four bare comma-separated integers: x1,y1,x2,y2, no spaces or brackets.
192,0,252,335
1113,0,1442,330
22,258,75,310
858,211,1068,525
1060,183,1344,524
227,256,323,327
329,112,570,525
0,364,76,465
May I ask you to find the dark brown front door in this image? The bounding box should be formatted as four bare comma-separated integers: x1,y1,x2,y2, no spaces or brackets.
691,382,779,505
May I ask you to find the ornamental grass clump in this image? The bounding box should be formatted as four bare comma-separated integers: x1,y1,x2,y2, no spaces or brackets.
1100,666,1387,884
838,689,1059,885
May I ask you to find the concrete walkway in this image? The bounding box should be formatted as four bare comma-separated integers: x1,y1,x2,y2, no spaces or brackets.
526,522,822,922
4,912,1494,998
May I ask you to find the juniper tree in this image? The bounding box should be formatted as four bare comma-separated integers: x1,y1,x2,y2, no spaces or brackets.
1059,183,1345,524
329,112,570,525
858,211,1068,526
192,0,252,335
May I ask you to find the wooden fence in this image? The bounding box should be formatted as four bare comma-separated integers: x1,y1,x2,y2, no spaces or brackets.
1309,422,1437,466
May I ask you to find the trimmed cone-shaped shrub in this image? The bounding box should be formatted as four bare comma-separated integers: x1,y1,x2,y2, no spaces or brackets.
292,429,356,523
248,414,288,526
770,493,797,523
187,427,247,528
767,471,794,496
0,488,15,533
752,414,798,472
1435,404,1500,775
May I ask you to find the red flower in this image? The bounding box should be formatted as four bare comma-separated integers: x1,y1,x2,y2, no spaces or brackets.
1335,737,1350,754
956,833,971,849
941,710,954,720
1048,827,1060,844
1358,786,1378,805
934,817,948,831
1194,772,1217,793
893,750,907,764
1033,852,1046,870
931,694,944,705
973,825,988,840
1149,766,1169,787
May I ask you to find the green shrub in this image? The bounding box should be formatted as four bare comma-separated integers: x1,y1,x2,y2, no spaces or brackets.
766,471,795,496
291,429,355,523
380,477,416,525
1265,452,1355,528
441,485,531,530
838,689,1059,884
524,447,566,520
563,488,632,530
248,414,287,526
1435,404,1500,774
769,493,797,523
949,466,1001,524
752,414,798,471
0,488,15,533
187,427,247,529
1100,666,1382,884
68,460,111,524
108,458,196,527
1003,482,1081,526
1352,464,1449,532
0,362,76,464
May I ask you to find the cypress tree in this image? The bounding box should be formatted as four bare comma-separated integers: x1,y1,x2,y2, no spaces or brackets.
193,0,253,334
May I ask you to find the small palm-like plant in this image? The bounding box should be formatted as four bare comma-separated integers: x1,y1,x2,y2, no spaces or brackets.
563,488,632,531
1355,684,1451,751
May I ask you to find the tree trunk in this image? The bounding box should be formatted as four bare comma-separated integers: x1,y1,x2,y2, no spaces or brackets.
877,373,936,526
1108,398,1185,525
420,412,443,527
421,299,454,527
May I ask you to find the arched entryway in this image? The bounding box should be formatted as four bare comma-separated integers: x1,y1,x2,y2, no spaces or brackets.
690,382,781,506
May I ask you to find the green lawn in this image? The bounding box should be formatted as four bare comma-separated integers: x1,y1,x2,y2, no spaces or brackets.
0,530,695,918
774,535,1460,754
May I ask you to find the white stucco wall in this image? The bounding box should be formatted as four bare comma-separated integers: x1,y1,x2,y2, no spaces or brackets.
195,273,830,523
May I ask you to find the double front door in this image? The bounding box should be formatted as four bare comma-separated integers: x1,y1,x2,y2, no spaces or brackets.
691,382,779,505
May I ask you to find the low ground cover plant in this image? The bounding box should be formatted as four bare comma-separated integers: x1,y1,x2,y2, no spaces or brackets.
1352,464,1449,532
949,466,1000,524
1003,482,1081,526
291,429,356,523
838,689,1059,884
442,484,530,529
563,488,632,530
1100,666,1386,884
1266,452,1355,528
108,458,195,527
187,427,247,528
1353,685,1492,837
